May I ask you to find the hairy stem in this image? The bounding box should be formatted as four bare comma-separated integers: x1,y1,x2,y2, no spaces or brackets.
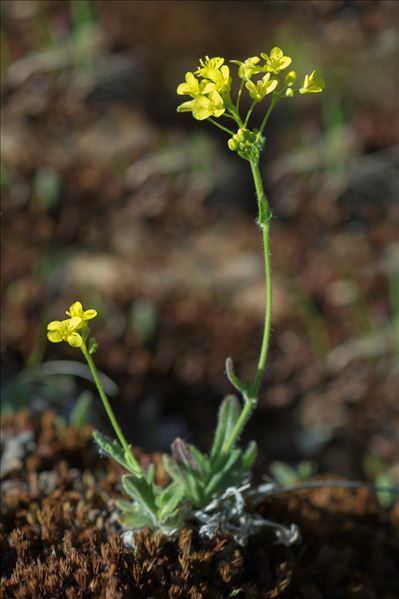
250,160,272,395
223,160,272,452
81,342,143,474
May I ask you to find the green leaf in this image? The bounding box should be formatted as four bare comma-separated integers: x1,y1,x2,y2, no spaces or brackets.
205,448,242,498
156,482,185,519
242,440,257,471
171,438,197,470
187,444,210,476
210,395,241,460
270,461,297,486
69,391,92,427
116,500,154,529
146,463,155,484
93,430,141,476
162,454,183,483
122,474,158,519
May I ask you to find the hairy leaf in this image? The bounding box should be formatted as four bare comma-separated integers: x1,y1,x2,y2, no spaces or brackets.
122,474,158,520
210,395,241,460
242,440,257,471
187,444,210,476
205,448,242,498
156,482,185,519
93,430,140,475
116,500,154,529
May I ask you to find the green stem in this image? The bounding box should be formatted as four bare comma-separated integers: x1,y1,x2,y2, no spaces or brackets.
254,221,272,393
80,341,142,474
223,393,256,453
236,80,244,112
223,160,272,452
250,160,272,394
244,100,257,128
208,117,235,136
258,94,279,137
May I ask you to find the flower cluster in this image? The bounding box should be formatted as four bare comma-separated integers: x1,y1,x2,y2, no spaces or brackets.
47,301,97,347
176,47,325,138
177,56,231,121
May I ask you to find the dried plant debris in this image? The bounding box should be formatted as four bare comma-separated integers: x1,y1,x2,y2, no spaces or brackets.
1,413,399,598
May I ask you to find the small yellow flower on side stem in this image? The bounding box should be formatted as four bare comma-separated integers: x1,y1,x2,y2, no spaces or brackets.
176,72,214,97
47,317,83,347
299,70,325,94
261,47,292,74
177,90,225,121
66,301,97,324
231,56,261,81
246,73,278,102
195,56,231,96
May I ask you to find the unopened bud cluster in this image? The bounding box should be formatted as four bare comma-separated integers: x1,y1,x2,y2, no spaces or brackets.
227,128,265,162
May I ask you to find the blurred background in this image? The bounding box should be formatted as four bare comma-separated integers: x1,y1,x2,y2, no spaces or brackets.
2,0,398,486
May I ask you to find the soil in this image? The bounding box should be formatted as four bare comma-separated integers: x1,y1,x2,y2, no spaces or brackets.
1,412,398,598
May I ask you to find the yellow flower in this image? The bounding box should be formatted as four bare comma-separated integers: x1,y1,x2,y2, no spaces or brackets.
261,47,292,74
245,73,278,102
47,317,83,347
231,56,261,81
299,70,325,94
66,301,97,324
177,90,225,120
196,56,225,73
176,72,214,97
195,56,231,95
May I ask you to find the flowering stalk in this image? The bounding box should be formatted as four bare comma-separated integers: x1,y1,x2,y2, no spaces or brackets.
47,302,143,477
80,341,134,462
177,48,324,449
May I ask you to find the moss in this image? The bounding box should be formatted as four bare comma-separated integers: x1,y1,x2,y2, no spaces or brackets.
1,412,398,598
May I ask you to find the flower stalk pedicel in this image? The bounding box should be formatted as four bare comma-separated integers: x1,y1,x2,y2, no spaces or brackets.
47,48,325,535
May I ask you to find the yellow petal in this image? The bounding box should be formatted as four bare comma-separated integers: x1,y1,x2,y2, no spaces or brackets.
280,56,292,69
177,100,195,113
67,301,83,317
83,309,97,320
47,330,63,342
67,332,83,348
266,79,278,94
69,316,83,328
47,320,62,330
177,82,188,95
191,96,213,120
270,47,283,59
